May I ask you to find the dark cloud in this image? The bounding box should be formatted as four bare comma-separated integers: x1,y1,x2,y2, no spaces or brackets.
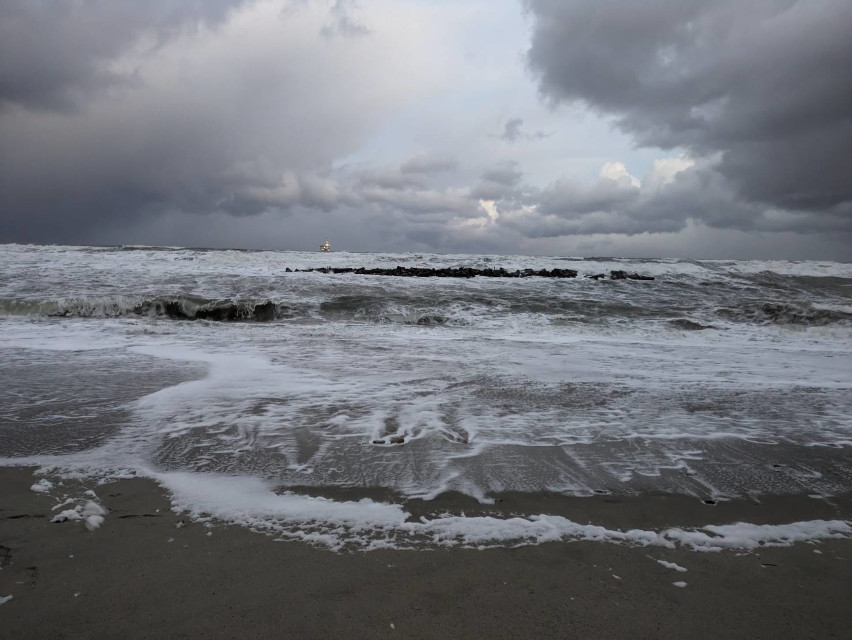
524,0,852,216
471,162,525,200
219,172,342,215
0,0,246,111
499,157,852,242
1,0,850,258
344,159,478,220
354,155,458,193
356,186,479,218
353,168,479,219
0,0,432,244
538,175,638,217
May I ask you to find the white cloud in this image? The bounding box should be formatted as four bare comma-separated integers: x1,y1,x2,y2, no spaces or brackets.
600,161,640,189
642,156,695,189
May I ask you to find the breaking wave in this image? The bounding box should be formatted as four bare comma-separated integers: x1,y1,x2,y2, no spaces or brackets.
5,293,852,329
0,295,462,326
0,296,293,322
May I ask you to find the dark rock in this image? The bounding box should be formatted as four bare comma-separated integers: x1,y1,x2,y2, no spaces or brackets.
290,266,590,279
389,436,405,445
610,270,654,281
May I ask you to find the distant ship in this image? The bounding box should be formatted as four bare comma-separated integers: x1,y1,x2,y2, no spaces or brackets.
319,239,330,252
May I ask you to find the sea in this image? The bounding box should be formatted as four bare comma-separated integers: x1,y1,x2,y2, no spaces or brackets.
1,244,851,549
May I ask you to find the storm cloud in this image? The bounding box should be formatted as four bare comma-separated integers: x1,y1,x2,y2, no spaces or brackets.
1,0,850,257
1,0,445,242
0,0,247,111
524,0,852,219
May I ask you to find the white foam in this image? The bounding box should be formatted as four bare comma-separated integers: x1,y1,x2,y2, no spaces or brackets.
50,500,106,532
52,498,75,510
30,479,53,493
656,559,687,572
4,314,850,510
158,472,408,531
673,581,687,588
153,470,852,551
51,509,82,523
0,595,13,605
82,501,106,531
85,322,848,502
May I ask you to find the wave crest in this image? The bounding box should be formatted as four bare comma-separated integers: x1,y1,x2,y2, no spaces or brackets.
0,296,286,322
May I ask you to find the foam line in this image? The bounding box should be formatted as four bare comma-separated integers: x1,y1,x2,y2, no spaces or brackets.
155,471,852,551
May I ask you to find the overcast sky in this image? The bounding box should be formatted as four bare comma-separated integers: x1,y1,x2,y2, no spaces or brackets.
1,0,850,258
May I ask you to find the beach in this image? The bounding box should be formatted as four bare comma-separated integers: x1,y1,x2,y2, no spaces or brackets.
4,0,852,635
1,246,851,637
2,466,850,639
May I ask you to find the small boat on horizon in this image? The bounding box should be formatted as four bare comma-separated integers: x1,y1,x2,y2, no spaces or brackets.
319,239,330,252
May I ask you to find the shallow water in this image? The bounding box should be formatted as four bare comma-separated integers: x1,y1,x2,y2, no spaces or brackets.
1,244,850,547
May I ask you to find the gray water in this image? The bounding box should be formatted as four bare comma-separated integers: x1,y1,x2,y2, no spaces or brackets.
1,244,851,510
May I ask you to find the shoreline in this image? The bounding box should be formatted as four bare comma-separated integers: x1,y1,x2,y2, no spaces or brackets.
282,482,852,531
2,466,851,639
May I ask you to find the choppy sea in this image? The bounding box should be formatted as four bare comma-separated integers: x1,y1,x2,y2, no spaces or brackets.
2,244,851,549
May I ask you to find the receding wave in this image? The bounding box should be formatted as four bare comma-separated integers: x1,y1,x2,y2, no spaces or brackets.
716,302,852,326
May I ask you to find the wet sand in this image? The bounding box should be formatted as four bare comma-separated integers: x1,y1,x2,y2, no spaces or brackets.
1,466,850,639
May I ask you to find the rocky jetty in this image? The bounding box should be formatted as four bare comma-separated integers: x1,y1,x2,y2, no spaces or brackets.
608,270,655,281
294,266,578,278
290,266,654,280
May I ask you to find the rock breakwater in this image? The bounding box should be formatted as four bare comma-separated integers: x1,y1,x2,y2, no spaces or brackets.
289,266,655,280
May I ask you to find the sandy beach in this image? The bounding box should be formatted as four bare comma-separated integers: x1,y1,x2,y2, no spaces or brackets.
4,0,852,634
1,466,850,639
